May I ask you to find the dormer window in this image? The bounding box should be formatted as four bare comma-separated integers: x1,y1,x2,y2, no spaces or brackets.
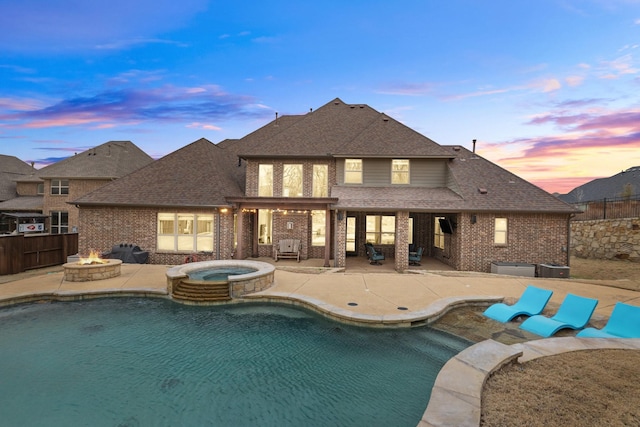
51,179,69,195
344,159,362,184
391,159,409,184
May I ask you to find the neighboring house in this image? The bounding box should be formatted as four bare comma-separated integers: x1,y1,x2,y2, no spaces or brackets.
0,155,40,233
2,141,153,235
559,166,640,203
74,98,577,272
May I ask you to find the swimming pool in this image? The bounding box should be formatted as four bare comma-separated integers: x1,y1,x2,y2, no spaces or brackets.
0,299,472,426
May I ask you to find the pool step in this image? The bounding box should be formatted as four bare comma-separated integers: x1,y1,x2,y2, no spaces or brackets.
172,281,231,302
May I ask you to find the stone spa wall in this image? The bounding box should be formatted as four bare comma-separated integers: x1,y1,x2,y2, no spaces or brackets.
571,218,640,261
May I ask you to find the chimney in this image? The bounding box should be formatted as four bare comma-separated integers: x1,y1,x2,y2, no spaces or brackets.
472,139,477,153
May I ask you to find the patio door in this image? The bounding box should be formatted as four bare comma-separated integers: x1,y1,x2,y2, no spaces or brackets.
346,216,357,256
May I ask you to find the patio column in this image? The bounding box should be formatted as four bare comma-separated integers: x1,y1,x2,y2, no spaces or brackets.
395,211,410,272
323,207,331,267
236,208,244,259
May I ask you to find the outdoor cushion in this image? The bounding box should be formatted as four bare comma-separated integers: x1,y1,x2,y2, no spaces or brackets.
520,293,599,337
483,285,553,323
576,302,640,338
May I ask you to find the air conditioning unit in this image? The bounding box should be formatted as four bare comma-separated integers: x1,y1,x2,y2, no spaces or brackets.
538,264,570,278
491,262,536,277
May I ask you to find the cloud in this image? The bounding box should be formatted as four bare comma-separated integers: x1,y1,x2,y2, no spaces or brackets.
95,38,189,50
482,106,640,193
533,78,562,92
598,54,639,79
0,85,273,130
0,64,36,74
186,122,222,131
375,82,435,96
0,0,208,52
565,75,585,87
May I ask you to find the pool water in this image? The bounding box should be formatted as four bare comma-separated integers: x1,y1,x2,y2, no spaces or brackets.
0,299,471,427
188,267,257,281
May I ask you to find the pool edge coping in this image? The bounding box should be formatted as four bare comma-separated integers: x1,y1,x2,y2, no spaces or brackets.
419,337,640,427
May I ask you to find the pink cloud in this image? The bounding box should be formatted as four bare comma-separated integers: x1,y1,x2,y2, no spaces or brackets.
0,85,271,130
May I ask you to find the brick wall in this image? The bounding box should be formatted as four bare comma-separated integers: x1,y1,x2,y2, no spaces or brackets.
458,212,570,272
43,179,111,232
79,206,232,265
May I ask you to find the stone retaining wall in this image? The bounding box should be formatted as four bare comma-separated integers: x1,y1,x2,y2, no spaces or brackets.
571,218,640,261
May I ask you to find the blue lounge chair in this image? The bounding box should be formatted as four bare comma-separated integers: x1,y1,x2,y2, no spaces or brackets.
576,302,640,338
365,243,385,265
520,293,598,337
483,285,553,323
409,247,424,266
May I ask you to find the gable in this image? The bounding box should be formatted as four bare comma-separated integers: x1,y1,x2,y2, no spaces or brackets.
238,98,454,159
73,138,243,208
38,141,153,179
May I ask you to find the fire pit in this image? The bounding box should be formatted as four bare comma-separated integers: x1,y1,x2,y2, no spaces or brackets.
63,250,122,282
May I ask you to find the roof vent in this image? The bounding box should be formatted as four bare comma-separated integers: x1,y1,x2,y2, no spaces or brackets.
350,106,355,109
383,117,389,122
453,146,461,151
478,187,488,194
359,105,364,108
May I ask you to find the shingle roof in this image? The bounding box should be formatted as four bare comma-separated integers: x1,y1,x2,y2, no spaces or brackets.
0,154,36,201
445,146,578,213
37,141,153,179
559,166,640,203
73,138,243,208
237,98,453,158
0,196,43,211
331,186,465,210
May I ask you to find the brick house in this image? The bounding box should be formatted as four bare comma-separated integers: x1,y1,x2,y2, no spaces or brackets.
0,154,41,233
74,98,577,272
1,141,153,234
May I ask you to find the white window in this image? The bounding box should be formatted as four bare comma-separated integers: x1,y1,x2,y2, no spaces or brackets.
258,164,273,197
51,179,69,195
258,209,272,244
313,164,328,197
344,159,362,184
495,218,508,245
311,210,326,246
434,216,445,249
283,164,303,197
50,211,68,234
366,215,395,245
157,213,214,252
392,159,410,184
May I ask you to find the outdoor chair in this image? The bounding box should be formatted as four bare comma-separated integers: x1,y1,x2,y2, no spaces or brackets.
576,302,640,338
365,243,385,265
519,293,599,337
274,239,301,262
409,247,424,266
483,285,553,323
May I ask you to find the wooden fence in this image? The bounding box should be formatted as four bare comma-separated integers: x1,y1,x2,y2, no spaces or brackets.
0,233,78,275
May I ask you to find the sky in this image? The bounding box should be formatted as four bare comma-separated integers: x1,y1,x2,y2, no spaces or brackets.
1,0,640,194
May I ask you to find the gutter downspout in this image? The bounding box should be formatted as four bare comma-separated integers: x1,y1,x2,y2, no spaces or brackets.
217,209,221,259
566,214,575,267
